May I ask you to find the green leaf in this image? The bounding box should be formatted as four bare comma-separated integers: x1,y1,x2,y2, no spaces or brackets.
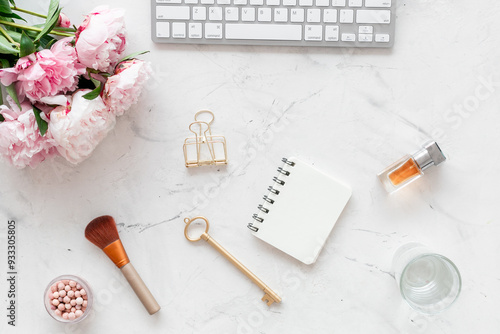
46,0,59,18
32,106,48,136
90,76,100,87
5,84,20,109
24,29,38,39
82,82,102,100
35,7,61,41
0,16,14,23
0,0,12,15
118,51,150,64
0,34,18,55
19,31,35,57
0,114,4,122
0,0,24,21
6,30,21,43
0,12,24,20
35,0,61,42
39,34,55,49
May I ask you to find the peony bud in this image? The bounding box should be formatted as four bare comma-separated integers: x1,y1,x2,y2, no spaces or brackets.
57,13,71,28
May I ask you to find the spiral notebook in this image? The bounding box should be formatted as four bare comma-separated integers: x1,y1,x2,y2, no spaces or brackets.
248,157,352,265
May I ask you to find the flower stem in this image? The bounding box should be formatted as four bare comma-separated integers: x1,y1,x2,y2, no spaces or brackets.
10,6,47,19
0,25,19,47
0,20,73,37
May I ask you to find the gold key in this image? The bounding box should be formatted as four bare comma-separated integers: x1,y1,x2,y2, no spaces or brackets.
184,216,282,306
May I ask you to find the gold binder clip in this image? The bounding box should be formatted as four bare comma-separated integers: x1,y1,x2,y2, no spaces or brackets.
183,110,228,168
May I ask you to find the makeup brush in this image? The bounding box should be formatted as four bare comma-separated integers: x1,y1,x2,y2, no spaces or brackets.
85,215,161,315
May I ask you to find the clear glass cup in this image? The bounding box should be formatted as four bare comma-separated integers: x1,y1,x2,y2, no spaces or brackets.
392,243,462,314
44,274,93,323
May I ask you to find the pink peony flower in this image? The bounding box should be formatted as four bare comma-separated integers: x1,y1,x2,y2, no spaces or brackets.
0,37,86,103
49,90,116,164
75,6,126,72
0,101,57,169
103,59,151,116
57,13,71,28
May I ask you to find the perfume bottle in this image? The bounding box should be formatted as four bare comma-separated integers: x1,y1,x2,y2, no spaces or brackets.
378,141,446,193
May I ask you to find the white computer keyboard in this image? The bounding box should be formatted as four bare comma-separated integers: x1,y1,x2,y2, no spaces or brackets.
151,0,395,47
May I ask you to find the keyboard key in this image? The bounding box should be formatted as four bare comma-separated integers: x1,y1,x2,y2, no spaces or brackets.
325,25,339,41
217,0,230,3
157,0,181,3
339,9,353,23
209,7,223,20
201,0,214,3
365,0,391,7
193,7,207,20
258,8,272,21
225,7,239,21
305,25,322,41
226,23,302,40
358,33,373,42
356,10,391,24
307,9,321,23
341,33,355,41
188,23,202,38
323,9,337,22
156,6,190,20
299,0,313,6
283,0,296,5
172,22,186,38
250,0,264,4
156,22,170,38
185,0,198,3
375,33,390,42
274,8,288,22
241,7,256,21
205,23,223,38
331,0,345,6
316,0,329,6
359,25,373,33
290,8,305,22
267,0,280,5
348,0,362,7
234,0,248,4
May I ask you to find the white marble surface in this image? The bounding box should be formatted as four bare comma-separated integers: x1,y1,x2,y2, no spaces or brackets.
1,0,500,333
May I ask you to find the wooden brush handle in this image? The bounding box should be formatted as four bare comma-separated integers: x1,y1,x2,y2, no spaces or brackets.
120,263,161,315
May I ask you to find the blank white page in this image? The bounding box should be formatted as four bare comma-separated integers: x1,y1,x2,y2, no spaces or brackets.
252,157,352,264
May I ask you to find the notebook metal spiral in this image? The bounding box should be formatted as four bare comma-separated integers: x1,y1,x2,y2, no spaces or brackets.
248,158,296,232
258,204,269,213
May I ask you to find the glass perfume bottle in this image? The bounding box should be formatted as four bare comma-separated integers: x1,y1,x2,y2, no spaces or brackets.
378,141,446,193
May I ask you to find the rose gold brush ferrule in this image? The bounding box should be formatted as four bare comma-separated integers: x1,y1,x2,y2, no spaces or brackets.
103,240,130,268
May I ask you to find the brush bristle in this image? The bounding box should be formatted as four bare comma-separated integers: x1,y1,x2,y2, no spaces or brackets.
85,215,121,249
